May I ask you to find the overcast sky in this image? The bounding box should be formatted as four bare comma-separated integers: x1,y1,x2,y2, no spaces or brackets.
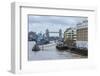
28,15,87,36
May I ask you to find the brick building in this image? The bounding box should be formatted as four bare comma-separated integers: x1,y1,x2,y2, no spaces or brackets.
76,20,88,48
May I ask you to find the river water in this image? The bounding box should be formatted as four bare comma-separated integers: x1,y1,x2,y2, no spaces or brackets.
28,41,86,61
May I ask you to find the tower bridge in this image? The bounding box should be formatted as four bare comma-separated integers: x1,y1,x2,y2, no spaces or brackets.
45,29,62,40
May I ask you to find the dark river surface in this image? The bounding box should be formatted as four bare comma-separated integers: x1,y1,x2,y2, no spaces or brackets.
28,41,85,61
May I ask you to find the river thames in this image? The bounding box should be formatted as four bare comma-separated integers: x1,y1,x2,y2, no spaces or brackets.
28,41,86,61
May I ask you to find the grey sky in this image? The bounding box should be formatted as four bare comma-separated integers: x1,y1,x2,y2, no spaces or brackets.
28,15,87,36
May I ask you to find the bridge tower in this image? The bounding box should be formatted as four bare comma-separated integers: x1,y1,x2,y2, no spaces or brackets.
59,29,62,40
46,29,49,39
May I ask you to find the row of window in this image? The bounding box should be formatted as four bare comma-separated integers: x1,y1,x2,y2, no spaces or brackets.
77,28,88,41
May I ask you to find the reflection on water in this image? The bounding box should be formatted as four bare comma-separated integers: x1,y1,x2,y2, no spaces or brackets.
28,41,85,61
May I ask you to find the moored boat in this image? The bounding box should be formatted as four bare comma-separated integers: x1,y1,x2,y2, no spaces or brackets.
56,42,69,50
32,44,40,51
